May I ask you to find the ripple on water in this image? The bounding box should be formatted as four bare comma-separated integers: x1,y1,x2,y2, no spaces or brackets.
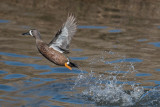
0,70,8,74
137,39,148,42
3,74,27,79
32,77,55,82
23,77,56,86
135,73,152,77
70,57,88,60
39,67,87,75
138,85,160,106
105,70,128,74
154,81,160,85
148,42,160,47
105,58,143,64
144,80,160,86
19,80,87,106
0,52,40,59
21,25,31,29
78,25,108,29
0,84,16,92
157,25,160,29
116,80,137,85
0,19,10,23
155,69,160,72
72,49,83,52
1,60,51,70
1,60,86,74
108,29,122,33
52,94,85,104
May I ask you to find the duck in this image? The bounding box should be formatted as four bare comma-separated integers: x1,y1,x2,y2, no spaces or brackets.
22,15,78,70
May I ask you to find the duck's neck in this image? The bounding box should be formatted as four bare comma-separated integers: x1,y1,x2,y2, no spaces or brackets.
34,35,42,40
36,39,44,45
35,37,43,47
36,39,47,51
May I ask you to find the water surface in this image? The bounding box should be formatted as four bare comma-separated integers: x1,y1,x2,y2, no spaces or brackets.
0,0,160,106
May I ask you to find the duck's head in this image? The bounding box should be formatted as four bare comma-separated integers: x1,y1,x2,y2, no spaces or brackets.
22,29,41,39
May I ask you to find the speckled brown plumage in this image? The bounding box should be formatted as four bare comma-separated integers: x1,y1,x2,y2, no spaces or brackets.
36,40,68,66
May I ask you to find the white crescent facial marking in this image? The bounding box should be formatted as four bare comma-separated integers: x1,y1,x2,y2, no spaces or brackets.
29,30,33,36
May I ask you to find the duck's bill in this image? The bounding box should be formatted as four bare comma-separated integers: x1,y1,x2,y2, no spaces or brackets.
22,32,30,36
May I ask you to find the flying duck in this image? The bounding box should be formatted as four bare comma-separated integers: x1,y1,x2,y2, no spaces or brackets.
22,15,78,70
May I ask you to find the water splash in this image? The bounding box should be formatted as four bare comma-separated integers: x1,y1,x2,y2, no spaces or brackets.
138,85,160,106
74,72,144,106
73,51,145,106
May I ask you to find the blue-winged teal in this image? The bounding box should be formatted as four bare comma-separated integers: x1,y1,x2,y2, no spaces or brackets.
22,15,78,70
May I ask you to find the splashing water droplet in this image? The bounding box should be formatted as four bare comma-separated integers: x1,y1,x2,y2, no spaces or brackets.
73,51,145,106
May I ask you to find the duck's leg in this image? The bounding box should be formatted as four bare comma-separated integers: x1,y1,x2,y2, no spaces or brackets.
65,62,72,70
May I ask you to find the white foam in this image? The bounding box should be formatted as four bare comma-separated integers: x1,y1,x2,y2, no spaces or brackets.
73,51,144,106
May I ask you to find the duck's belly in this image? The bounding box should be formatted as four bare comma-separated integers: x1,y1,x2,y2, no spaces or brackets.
48,51,67,65
39,47,67,66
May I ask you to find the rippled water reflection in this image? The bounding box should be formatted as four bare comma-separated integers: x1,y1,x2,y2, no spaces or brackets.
0,0,160,106
0,19,10,23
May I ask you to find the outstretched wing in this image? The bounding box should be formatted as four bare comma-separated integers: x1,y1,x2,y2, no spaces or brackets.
49,15,77,53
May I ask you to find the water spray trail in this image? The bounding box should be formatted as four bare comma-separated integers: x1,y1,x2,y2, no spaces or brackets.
73,51,145,106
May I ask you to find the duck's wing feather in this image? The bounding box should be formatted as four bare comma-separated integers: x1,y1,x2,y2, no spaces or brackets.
49,15,77,53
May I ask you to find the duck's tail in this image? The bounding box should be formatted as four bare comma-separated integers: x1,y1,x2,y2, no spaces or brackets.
69,62,78,68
